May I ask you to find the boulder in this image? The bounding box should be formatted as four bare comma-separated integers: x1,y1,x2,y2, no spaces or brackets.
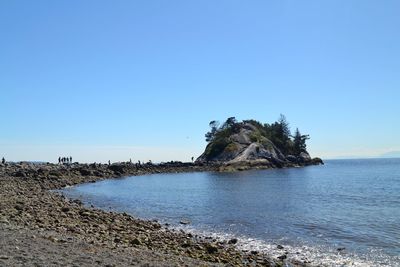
286,155,298,163
108,165,125,174
299,152,311,161
130,238,142,246
79,169,92,176
205,243,218,254
312,157,324,165
228,238,238,244
14,170,26,177
179,219,191,225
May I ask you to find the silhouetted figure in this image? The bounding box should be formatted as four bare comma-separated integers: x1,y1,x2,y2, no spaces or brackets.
191,157,194,162
70,156,72,163
58,157,61,164
1,157,5,164
108,160,111,166
130,158,132,164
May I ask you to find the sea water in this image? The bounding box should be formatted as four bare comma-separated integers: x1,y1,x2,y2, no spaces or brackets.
62,159,400,266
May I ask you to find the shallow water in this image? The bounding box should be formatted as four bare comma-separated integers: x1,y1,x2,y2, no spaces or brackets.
62,159,400,266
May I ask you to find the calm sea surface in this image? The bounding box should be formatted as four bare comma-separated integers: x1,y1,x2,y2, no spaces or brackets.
62,159,400,266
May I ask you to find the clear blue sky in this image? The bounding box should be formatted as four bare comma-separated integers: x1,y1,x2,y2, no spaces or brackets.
1,1,399,162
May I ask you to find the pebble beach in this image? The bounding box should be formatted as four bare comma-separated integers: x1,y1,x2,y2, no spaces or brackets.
0,162,309,267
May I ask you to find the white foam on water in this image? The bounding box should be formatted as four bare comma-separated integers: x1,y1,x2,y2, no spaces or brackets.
173,225,399,267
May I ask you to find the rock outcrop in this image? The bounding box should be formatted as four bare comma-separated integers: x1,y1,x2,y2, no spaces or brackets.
196,121,323,170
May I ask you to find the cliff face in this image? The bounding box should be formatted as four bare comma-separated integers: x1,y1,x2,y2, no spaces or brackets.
196,121,322,169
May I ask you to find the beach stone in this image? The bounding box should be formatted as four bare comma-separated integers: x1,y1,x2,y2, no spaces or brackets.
277,254,287,260
49,171,61,177
79,211,91,217
79,169,92,176
48,236,58,242
205,243,218,254
14,204,23,211
228,238,238,244
61,207,70,212
14,171,26,177
181,242,191,248
130,238,142,246
0,217,9,224
72,199,83,205
108,165,124,174
179,219,191,225
277,244,284,249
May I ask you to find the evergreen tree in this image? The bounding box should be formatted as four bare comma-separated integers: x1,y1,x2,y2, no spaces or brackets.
293,128,309,155
205,120,220,142
222,117,237,129
278,114,291,139
269,114,292,154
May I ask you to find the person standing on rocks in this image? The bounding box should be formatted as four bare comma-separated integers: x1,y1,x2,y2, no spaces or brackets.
70,156,72,163
1,157,5,164
58,157,61,164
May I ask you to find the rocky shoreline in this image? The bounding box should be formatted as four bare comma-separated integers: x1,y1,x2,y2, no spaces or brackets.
0,161,319,266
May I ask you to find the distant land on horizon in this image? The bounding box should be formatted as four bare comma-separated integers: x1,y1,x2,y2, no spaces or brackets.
326,152,400,160
379,151,400,158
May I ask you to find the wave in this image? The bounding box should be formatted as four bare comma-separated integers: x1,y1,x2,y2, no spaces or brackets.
173,224,399,267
